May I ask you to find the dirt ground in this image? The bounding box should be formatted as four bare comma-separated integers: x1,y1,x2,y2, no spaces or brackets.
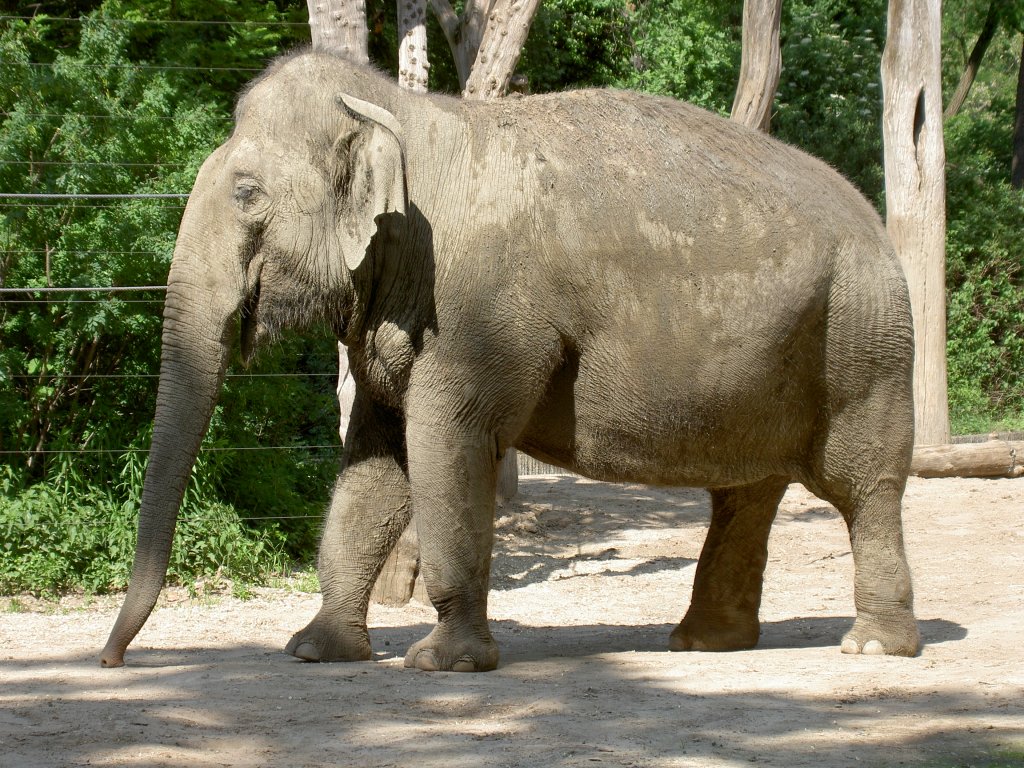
1,475,1022,768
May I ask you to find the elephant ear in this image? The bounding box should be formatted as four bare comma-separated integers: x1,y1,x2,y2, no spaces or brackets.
333,94,408,272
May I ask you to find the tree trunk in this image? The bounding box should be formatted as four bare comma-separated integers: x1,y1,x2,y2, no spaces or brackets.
367,0,431,605
336,348,355,442
730,0,782,132
306,0,369,63
1012,35,1024,189
310,0,535,606
398,0,430,92
305,0,367,482
943,0,1000,119
882,0,950,446
429,0,541,98
460,0,532,490
496,450,519,503
425,0,537,499
429,0,488,87
462,0,543,100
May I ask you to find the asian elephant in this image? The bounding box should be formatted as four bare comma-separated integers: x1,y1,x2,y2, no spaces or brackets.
99,49,920,671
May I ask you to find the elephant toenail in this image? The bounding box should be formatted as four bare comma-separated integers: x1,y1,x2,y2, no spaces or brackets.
293,642,321,662
862,640,885,655
452,656,477,672
414,650,439,671
840,638,860,654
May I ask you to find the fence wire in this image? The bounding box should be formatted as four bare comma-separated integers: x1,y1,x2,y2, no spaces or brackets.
0,15,310,27
0,111,232,122
2,282,342,461
0,14,345,547
0,193,189,199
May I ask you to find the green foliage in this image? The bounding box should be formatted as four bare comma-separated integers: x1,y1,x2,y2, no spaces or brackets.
773,0,887,202
944,100,1024,432
940,1,1024,433
0,14,229,483
518,0,635,94
0,451,288,596
212,334,341,560
2,0,1023,598
615,0,740,112
1,4,335,596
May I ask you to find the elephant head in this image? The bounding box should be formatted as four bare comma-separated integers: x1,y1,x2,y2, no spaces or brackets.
99,70,407,667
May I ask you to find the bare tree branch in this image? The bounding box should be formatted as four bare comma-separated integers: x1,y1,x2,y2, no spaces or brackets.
463,0,542,100
428,0,535,98
427,0,461,51
427,0,486,86
1012,35,1024,188
944,0,1001,119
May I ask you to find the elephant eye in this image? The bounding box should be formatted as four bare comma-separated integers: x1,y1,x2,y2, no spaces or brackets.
233,180,267,214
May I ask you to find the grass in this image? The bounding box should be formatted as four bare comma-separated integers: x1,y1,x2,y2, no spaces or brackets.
4,597,28,613
268,567,320,594
951,411,1024,438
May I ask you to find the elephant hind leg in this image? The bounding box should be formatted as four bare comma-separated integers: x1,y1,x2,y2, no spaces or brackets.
808,468,919,656
287,399,413,663
670,475,790,652
286,451,413,662
807,393,919,657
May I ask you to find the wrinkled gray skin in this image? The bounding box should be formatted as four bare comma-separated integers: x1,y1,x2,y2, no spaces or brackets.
100,50,919,671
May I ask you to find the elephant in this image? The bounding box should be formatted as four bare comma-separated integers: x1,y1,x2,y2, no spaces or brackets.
99,49,920,672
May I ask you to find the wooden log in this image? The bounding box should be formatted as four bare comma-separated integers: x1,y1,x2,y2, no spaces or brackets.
911,440,1024,478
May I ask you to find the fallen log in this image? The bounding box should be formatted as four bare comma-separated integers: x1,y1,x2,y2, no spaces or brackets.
912,439,1024,479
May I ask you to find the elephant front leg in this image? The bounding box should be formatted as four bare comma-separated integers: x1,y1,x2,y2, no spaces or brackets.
671,476,790,652
403,424,500,672
286,403,412,662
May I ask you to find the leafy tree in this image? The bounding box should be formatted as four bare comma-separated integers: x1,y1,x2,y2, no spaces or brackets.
517,0,635,93
0,14,215,485
3,0,1022,598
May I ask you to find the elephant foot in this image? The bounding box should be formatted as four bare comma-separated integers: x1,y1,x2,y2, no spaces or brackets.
841,612,920,657
285,613,372,663
403,622,499,672
669,606,760,652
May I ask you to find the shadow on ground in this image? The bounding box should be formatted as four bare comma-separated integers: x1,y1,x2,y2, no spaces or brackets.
1,615,1010,768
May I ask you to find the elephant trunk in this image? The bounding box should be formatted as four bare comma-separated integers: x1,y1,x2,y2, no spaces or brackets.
100,233,244,667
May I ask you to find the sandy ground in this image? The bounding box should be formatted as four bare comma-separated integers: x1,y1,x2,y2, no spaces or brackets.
1,475,1022,768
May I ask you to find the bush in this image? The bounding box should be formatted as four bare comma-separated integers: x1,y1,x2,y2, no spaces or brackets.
0,449,289,596
944,100,1024,433
616,0,740,113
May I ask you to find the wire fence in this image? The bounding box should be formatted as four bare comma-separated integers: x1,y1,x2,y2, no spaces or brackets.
0,15,310,27
1,282,343,460
0,193,189,199
0,13,571,497
0,14,335,490
0,16,347,564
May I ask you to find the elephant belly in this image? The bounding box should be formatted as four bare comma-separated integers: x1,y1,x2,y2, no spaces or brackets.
516,339,822,488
